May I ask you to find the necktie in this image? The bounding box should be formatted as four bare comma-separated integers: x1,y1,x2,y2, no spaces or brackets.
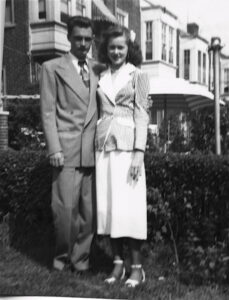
78,60,90,88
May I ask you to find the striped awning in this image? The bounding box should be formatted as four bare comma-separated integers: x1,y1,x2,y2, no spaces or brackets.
92,0,117,23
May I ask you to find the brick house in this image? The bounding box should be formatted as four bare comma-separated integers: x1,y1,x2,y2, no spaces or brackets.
103,0,141,45
3,0,31,95
2,0,141,96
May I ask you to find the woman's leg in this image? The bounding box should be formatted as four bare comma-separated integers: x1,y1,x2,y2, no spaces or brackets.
127,238,145,282
111,238,123,260
108,238,125,278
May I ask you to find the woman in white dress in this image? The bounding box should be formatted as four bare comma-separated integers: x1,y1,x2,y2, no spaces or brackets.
95,25,150,287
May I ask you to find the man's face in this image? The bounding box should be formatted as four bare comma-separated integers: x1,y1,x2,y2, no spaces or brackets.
68,26,93,60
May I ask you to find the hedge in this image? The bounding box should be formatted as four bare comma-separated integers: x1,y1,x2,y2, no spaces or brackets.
1,150,229,283
145,151,229,283
5,98,45,150
0,150,52,243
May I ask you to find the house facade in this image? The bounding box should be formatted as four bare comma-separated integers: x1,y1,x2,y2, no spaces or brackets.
2,0,228,109
140,0,178,79
179,23,209,88
3,0,92,95
3,0,31,95
139,1,214,137
3,0,142,96
104,0,141,44
220,53,229,103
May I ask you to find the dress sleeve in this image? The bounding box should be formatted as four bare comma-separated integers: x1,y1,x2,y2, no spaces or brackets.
133,69,150,152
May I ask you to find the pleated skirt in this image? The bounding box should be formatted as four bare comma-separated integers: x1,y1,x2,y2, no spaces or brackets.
96,150,147,240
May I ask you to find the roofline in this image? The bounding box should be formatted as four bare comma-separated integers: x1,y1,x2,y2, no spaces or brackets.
141,1,178,20
179,29,209,44
221,52,229,59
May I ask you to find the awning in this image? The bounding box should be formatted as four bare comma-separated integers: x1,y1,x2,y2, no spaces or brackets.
92,0,117,24
149,77,224,111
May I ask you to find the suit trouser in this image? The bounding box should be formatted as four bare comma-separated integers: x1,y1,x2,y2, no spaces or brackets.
51,166,96,271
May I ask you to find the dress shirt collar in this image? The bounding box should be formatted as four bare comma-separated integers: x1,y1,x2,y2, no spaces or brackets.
68,52,89,74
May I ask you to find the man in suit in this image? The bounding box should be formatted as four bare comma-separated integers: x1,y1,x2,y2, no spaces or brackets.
40,16,101,272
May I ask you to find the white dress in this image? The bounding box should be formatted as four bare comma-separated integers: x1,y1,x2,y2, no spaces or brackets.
96,150,147,239
96,64,147,240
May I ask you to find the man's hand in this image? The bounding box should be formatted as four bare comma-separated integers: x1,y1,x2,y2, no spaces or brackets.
49,152,64,167
129,150,144,182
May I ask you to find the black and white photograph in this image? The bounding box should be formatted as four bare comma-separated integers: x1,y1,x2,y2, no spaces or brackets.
0,0,229,299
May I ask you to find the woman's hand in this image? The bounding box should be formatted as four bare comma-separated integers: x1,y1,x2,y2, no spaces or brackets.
130,150,144,182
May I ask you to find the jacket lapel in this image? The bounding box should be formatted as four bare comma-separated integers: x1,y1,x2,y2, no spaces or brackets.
98,69,116,105
84,59,99,128
98,63,136,105
114,63,136,97
55,53,89,103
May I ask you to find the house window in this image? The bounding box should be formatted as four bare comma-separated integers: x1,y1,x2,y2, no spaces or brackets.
116,8,128,27
169,27,174,64
5,0,14,25
117,13,124,26
145,21,153,60
161,22,167,61
31,61,42,83
76,0,86,16
198,50,201,82
203,53,206,84
38,0,46,19
61,0,70,23
184,50,190,80
224,68,229,94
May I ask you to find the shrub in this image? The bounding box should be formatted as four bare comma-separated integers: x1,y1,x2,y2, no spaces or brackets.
0,150,52,245
189,106,229,155
1,150,229,282
146,130,161,153
158,113,192,153
145,151,229,283
5,98,45,151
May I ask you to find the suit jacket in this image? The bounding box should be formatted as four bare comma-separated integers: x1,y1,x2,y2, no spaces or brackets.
95,63,150,152
40,53,103,167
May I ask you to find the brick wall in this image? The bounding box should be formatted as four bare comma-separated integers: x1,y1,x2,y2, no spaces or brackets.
3,0,34,95
104,0,141,45
117,0,141,45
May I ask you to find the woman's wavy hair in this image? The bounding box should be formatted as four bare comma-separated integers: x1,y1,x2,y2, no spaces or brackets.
98,25,143,67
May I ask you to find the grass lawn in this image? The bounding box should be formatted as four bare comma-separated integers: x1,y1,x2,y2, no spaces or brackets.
0,223,229,300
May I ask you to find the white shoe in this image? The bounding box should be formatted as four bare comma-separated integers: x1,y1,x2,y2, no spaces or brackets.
104,259,126,284
125,264,146,288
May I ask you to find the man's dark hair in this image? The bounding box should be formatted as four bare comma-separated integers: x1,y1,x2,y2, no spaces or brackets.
67,16,93,36
98,25,142,67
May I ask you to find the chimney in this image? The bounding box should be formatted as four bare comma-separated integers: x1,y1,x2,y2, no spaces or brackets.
187,23,199,37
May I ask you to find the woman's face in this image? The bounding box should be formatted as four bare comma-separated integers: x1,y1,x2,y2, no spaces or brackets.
107,35,128,69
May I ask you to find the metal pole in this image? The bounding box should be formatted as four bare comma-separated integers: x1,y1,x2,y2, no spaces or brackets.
0,0,10,151
210,37,222,155
113,0,117,17
0,0,6,110
164,96,167,153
